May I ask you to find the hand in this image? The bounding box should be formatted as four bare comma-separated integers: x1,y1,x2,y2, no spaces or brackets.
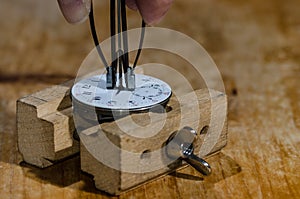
57,0,173,25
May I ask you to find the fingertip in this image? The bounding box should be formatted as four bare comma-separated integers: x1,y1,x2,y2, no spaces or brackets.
136,0,173,25
143,16,163,26
126,0,138,11
58,0,91,24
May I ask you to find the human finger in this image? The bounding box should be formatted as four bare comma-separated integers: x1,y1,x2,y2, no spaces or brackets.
134,0,173,25
125,0,138,11
57,0,91,24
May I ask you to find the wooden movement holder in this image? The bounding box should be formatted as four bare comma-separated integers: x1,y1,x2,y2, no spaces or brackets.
17,81,228,195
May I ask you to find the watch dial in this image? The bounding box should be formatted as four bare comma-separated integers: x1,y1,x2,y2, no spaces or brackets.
71,74,172,111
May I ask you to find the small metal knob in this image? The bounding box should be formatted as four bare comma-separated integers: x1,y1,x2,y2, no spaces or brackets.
166,127,212,176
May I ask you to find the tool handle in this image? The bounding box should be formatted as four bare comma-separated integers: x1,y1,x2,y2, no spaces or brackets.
184,154,212,176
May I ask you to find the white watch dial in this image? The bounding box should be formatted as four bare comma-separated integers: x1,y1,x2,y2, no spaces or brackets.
71,74,172,111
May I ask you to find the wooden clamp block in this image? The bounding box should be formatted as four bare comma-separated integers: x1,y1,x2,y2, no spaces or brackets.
17,81,79,168
17,81,227,195
78,89,227,195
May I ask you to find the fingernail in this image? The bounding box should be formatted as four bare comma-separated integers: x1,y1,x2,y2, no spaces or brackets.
58,0,91,24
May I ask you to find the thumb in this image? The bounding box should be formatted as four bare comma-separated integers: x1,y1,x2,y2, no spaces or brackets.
57,0,91,24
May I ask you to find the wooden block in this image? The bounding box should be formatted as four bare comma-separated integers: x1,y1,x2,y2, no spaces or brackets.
16,77,227,195
16,67,144,168
78,89,227,195
17,81,79,168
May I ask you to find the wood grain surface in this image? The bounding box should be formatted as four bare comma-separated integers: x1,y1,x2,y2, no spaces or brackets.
1,0,300,198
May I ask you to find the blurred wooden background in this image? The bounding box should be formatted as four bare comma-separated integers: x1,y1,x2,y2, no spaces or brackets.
1,0,300,198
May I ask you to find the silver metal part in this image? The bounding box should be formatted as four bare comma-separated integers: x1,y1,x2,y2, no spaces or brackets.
166,127,212,176
125,67,135,90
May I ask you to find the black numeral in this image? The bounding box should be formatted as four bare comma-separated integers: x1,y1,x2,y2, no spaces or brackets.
82,84,91,89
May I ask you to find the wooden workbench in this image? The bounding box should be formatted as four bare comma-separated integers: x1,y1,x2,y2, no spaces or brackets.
0,0,299,198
